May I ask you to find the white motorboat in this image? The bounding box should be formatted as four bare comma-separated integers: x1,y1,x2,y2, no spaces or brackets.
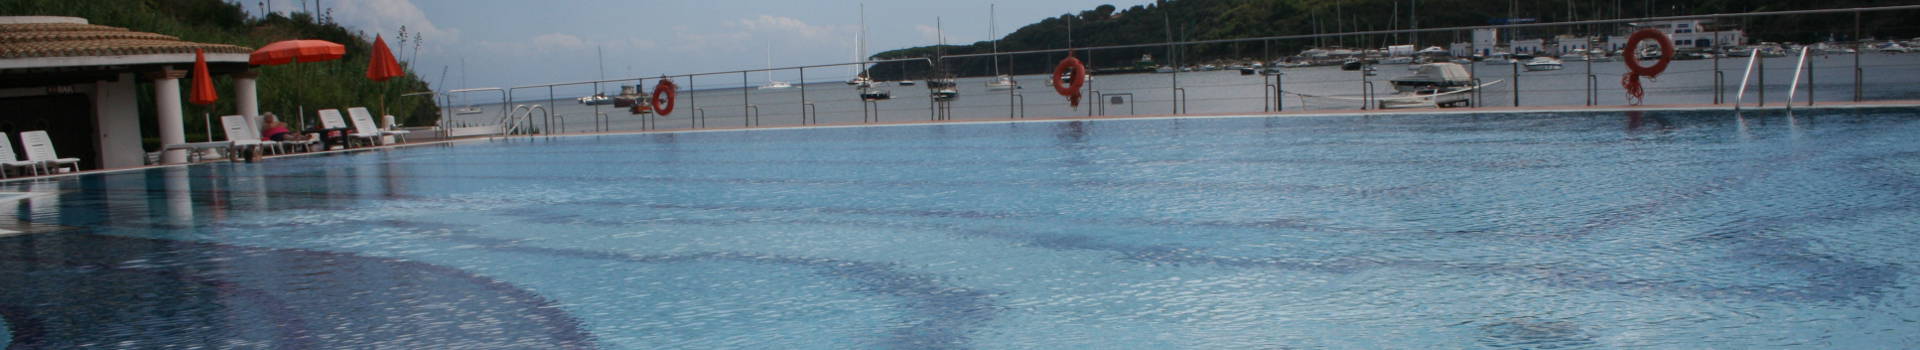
454,106,483,115
578,93,612,105
1155,65,1176,73
1522,57,1564,71
1379,56,1415,65
1560,53,1589,62
1389,63,1474,93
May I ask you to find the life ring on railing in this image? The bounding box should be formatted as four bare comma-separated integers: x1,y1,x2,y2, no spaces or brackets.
1052,55,1087,107
1621,28,1674,105
651,79,677,116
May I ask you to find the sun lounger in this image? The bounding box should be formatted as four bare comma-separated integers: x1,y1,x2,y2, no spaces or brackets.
19,131,80,174
0,134,44,178
319,109,374,148
346,107,387,146
220,115,266,159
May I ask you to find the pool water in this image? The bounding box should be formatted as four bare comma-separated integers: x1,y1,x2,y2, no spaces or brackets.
2,108,1918,348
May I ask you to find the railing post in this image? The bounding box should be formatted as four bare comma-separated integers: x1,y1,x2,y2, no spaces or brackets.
1511,58,1520,107
742,71,751,127
1758,50,1766,107
799,67,808,125
1854,11,1864,102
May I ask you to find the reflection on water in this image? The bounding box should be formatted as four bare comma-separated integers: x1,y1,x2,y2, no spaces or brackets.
0,108,1917,348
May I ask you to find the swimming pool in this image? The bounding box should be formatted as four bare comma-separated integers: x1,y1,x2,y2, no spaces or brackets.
1,108,1917,348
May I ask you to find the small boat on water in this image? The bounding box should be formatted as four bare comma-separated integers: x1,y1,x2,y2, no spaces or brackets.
928,78,959,101
1341,59,1364,71
897,80,916,86
612,85,645,108
1239,67,1257,75
1390,63,1474,93
1379,56,1415,65
1560,53,1588,62
1154,65,1176,73
860,86,892,101
986,75,1018,90
1522,57,1564,71
578,93,612,105
758,81,793,90
454,106,484,115
1381,62,1481,109
847,75,871,86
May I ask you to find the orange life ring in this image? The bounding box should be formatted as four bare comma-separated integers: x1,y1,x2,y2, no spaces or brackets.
1621,29,1674,104
1052,56,1087,96
651,79,677,116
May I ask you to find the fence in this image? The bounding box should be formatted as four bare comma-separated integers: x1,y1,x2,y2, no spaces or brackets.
418,5,1920,138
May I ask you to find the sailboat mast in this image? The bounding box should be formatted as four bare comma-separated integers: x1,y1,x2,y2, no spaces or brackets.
860,3,868,79
990,4,999,76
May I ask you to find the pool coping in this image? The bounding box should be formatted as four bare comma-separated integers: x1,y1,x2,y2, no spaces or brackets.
7,99,1919,184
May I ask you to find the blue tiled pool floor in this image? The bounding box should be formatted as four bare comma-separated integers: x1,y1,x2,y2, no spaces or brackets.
2,108,1918,348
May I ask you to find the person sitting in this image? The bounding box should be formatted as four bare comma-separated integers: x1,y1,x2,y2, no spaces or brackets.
260,113,313,144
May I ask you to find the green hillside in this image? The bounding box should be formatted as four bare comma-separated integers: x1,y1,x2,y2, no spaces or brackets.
871,0,1920,80
1,0,439,145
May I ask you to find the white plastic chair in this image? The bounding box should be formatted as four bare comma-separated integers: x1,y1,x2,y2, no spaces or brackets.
221,115,265,159
19,131,79,174
320,109,376,148
0,134,43,178
345,107,386,146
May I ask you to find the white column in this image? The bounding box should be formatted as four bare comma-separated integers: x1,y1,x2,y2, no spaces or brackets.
151,69,188,164
235,71,259,122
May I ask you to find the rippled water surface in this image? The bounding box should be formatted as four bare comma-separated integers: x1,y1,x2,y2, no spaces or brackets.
2,108,1919,348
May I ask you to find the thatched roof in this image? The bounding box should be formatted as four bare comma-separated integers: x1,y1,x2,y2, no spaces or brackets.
0,21,251,59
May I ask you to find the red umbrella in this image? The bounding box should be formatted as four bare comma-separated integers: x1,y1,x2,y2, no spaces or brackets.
366,35,403,82
250,39,345,66
249,39,345,130
188,49,217,105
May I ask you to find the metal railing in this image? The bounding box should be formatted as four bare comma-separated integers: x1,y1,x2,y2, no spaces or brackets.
392,5,1920,142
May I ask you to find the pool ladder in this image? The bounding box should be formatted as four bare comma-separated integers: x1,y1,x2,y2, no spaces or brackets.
497,104,551,139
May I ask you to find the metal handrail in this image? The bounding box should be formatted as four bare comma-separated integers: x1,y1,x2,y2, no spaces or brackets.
934,5,1920,60
1171,87,1187,114
1787,46,1811,111
1735,48,1761,110
802,102,818,125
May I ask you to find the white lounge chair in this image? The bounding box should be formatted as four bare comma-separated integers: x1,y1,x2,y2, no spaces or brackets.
0,134,43,178
319,109,375,148
19,131,80,174
221,115,266,159
345,107,387,146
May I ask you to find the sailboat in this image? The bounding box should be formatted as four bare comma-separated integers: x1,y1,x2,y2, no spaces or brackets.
985,4,1018,91
853,4,890,100
453,58,482,115
758,43,792,90
928,17,958,101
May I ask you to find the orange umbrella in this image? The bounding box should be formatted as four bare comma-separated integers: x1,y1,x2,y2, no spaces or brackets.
188,49,217,105
250,39,344,131
365,35,403,82
249,39,345,66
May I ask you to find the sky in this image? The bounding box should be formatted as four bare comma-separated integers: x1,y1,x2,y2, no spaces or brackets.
240,0,1144,91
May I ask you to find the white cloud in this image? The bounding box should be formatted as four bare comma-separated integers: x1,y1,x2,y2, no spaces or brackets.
326,0,459,52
